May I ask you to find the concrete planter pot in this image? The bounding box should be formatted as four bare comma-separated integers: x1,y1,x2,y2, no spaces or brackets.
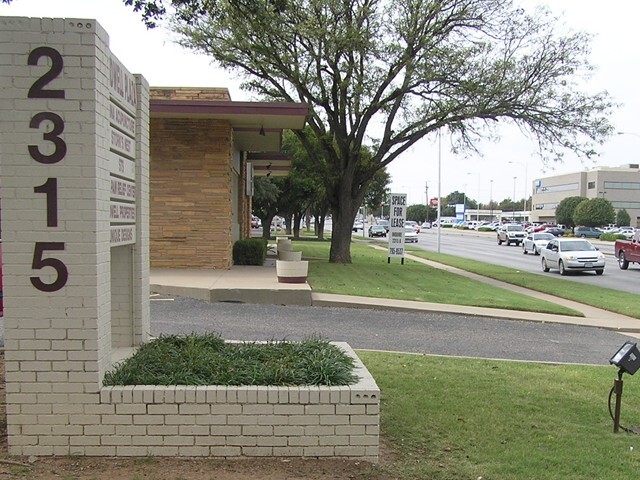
276,238,293,252
276,260,308,283
278,250,302,261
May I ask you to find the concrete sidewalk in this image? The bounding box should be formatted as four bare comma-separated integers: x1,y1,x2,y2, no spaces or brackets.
150,254,640,336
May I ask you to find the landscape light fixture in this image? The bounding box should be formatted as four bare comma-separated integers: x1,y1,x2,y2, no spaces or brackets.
609,342,640,433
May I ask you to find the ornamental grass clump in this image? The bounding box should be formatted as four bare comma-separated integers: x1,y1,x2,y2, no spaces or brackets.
103,333,358,387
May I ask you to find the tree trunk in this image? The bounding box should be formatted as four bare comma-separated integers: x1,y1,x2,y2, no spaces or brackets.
293,213,302,239
329,182,362,263
261,214,275,240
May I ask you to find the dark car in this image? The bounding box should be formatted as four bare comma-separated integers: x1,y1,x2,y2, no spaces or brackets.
544,227,565,237
573,226,602,239
368,225,387,237
377,219,390,232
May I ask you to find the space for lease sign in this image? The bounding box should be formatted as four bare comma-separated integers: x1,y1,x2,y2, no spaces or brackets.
388,193,407,258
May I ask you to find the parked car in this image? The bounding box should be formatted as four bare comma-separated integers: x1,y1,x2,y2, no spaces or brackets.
368,225,387,237
615,230,640,270
544,227,565,237
421,221,432,229
522,232,555,256
497,224,526,246
573,226,602,239
377,219,390,232
618,226,635,239
540,238,605,275
404,225,418,243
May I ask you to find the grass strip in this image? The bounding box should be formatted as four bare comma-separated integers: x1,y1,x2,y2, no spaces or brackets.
103,333,357,386
407,248,640,319
298,241,582,316
360,351,640,480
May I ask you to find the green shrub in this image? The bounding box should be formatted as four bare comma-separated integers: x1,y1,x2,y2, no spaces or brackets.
600,233,627,242
103,333,358,386
232,237,267,265
478,227,493,232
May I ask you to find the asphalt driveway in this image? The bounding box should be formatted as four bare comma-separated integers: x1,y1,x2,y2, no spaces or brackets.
151,296,634,366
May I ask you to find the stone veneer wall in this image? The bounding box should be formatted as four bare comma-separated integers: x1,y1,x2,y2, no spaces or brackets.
150,87,231,102
8,343,380,460
149,117,234,269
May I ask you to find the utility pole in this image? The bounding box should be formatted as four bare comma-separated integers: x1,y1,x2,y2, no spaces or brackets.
425,182,429,223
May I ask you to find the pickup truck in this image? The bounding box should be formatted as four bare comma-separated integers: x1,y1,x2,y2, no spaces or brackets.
615,231,640,269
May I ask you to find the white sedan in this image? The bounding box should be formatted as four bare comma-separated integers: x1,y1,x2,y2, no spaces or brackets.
540,238,605,275
404,226,419,243
522,232,555,255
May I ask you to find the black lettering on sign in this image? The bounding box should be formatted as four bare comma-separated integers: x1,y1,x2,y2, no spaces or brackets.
28,111,67,164
27,46,65,99
30,242,68,292
34,178,58,227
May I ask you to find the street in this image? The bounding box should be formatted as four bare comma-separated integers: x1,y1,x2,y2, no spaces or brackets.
356,227,639,294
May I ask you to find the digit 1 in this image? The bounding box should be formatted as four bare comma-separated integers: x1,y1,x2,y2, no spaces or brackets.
34,178,58,227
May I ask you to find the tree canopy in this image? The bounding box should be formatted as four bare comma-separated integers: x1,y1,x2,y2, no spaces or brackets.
165,0,613,262
616,208,631,227
572,198,615,228
555,196,587,228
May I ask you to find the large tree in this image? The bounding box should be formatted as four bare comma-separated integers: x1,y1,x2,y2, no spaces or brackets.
167,1,613,262
555,196,587,228
5,0,614,262
617,208,631,228
573,198,615,228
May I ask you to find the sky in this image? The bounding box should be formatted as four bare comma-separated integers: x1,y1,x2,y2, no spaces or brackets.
2,0,640,205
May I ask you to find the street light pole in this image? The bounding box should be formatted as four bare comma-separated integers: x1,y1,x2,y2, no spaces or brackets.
467,171,480,222
512,176,517,222
508,160,529,221
437,131,442,253
490,179,493,221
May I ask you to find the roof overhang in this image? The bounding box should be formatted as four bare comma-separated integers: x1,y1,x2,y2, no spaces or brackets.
248,152,292,177
150,99,309,152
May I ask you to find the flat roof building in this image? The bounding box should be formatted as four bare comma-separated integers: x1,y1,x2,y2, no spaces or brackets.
531,164,640,226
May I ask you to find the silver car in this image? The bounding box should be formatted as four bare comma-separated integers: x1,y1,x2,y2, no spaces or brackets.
541,238,605,275
404,225,419,243
522,232,555,256
497,223,526,246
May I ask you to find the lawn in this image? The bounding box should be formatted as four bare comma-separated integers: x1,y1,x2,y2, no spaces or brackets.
406,248,640,319
360,351,640,479
298,240,582,316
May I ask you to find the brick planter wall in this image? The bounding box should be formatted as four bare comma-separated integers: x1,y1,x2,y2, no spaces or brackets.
7,342,379,460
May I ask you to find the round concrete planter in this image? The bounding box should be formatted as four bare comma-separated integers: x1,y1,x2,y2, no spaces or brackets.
277,238,293,252
278,250,302,261
276,260,308,283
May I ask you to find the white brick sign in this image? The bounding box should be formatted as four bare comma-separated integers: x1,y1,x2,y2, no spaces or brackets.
0,16,150,456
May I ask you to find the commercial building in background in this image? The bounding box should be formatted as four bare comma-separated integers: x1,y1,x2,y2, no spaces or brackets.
531,164,640,226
